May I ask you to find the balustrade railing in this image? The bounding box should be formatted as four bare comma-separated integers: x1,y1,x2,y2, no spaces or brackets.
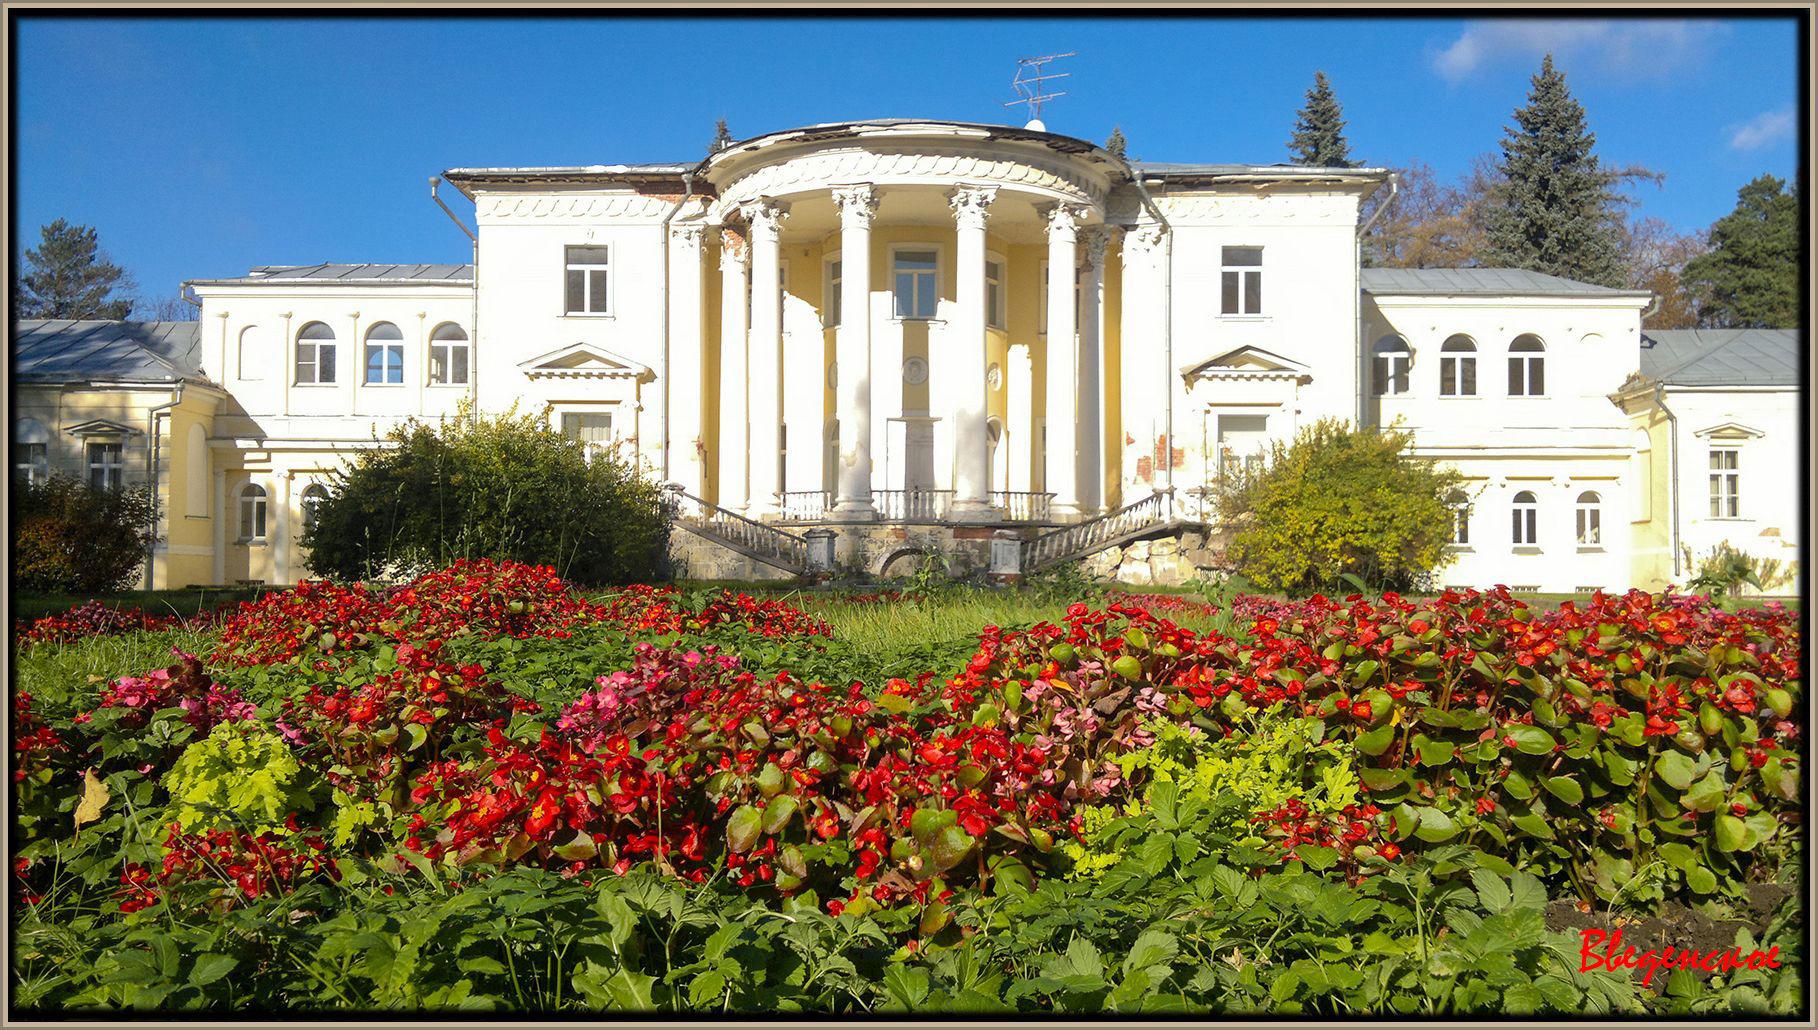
1023,490,1172,569
990,490,1054,522
667,488,808,570
872,488,952,522
777,490,833,521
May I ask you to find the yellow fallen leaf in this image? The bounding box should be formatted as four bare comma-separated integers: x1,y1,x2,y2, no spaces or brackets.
74,769,109,829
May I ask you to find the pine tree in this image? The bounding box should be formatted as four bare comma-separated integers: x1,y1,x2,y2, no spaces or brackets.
1287,71,1355,168
16,219,137,320
709,118,734,154
1104,126,1128,159
1482,55,1627,287
1680,175,1799,328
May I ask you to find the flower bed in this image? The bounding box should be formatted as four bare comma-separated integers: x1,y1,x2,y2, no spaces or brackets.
9,563,1804,1015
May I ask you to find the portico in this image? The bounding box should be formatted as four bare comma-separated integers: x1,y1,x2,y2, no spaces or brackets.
667,120,1136,527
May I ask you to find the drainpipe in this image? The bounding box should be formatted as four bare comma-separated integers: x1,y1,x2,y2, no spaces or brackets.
1655,381,1681,577
429,177,479,409
659,169,700,482
143,382,185,589
1124,164,1173,506
1355,173,1398,427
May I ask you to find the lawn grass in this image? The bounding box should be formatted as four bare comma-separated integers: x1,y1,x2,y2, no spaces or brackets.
9,585,278,624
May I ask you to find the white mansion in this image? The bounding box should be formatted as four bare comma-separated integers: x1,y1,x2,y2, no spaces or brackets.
12,118,1802,593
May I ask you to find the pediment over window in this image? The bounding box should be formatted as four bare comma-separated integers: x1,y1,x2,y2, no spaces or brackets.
1693,421,1766,440
518,343,652,381
63,418,142,437
1181,346,1312,383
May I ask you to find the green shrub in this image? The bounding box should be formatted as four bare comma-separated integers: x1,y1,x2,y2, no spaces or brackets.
12,474,157,592
301,404,673,586
162,721,319,835
1219,418,1466,593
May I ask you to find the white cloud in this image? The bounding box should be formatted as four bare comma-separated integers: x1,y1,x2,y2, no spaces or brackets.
1728,107,1794,151
1431,20,1717,82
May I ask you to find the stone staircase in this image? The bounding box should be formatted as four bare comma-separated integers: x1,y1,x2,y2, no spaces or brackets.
1021,488,1203,574
667,489,810,577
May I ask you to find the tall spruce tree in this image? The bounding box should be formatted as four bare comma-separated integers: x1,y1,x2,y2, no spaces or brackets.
16,219,137,320
709,118,734,154
1680,174,1800,328
1287,71,1355,167
1483,55,1627,287
1104,125,1128,159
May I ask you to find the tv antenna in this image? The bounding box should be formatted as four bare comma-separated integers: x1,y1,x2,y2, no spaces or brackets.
1003,52,1076,130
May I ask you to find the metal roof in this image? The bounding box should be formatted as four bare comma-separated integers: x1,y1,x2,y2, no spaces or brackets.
187,263,475,286
1362,267,1652,299
1639,329,1801,387
1132,161,1389,179
13,320,205,384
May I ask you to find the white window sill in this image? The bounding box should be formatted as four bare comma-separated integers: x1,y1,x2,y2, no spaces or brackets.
235,539,269,548
1703,516,1751,522
1512,545,1543,555
1577,546,1605,553
1506,394,1548,400
890,316,945,325
1445,545,1474,553
362,382,406,388
563,312,615,319
1437,394,1480,400
427,382,472,389
293,382,339,389
1219,313,1269,322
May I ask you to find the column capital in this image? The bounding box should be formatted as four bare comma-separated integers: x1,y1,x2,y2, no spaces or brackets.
740,198,790,241
1125,223,1167,257
672,222,707,247
1082,225,1117,271
718,226,748,267
946,184,998,230
1040,201,1091,239
831,184,881,224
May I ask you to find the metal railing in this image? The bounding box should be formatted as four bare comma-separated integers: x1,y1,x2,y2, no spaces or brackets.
1023,489,1172,570
872,488,953,522
667,488,809,571
990,490,1054,522
778,490,833,521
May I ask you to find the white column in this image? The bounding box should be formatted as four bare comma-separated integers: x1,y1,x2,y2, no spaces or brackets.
212,468,226,584
346,311,360,416
1119,225,1165,503
275,473,292,584
1079,226,1110,514
667,223,707,494
743,200,789,517
831,185,879,516
948,185,997,519
1043,203,1086,519
717,228,750,511
1008,342,1034,494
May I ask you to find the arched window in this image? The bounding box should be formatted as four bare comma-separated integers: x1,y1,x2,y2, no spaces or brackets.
14,418,49,485
239,482,268,541
1511,490,1538,546
364,322,404,385
1440,335,1477,396
1446,489,1471,546
1508,335,1545,397
238,325,264,381
1371,336,1411,396
296,322,336,384
1576,491,1602,546
428,323,470,385
300,483,329,534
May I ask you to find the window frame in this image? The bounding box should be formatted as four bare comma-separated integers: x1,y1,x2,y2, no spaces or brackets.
238,482,268,543
1220,245,1264,316
1446,490,1472,547
363,321,405,386
1371,336,1412,397
563,244,614,317
15,419,50,485
300,482,329,534
890,245,941,321
427,323,471,386
559,410,617,464
1510,490,1539,547
823,253,842,329
1439,335,1478,397
294,321,337,386
985,254,1006,330
1575,490,1603,548
87,440,124,491
1708,446,1741,518
1507,335,1546,398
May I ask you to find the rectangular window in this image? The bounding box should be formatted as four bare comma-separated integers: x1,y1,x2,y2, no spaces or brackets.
365,344,403,384
825,259,842,328
429,342,470,385
1709,447,1739,517
564,246,611,314
87,441,123,491
15,443,48,485
1220,246,1263,315
986,259,1005,329
561,412,614,462
893,250,938,319
295,342,336,384
1577,505,1601,545
1508,354,1545,396
1440,355,1477,396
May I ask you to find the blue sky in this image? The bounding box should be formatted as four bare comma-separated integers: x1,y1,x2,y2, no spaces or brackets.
13,13,1804,312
